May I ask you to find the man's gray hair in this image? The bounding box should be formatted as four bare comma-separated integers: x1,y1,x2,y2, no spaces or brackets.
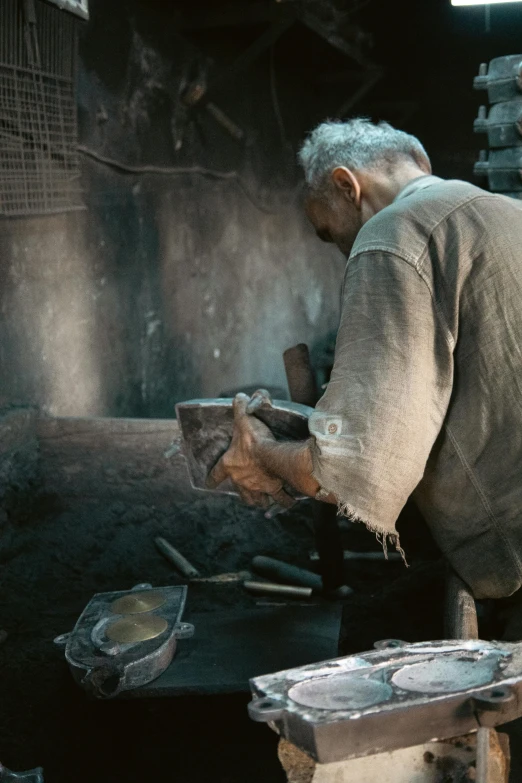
298,118,431,194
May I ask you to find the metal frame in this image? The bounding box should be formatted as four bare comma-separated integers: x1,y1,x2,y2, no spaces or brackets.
0,0,84,216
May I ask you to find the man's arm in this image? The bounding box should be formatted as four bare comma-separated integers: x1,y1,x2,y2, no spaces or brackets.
307,250,454,540
209,251,453,531
255,438,319,497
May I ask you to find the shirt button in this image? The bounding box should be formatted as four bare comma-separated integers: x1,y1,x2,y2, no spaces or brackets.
328,423,338,435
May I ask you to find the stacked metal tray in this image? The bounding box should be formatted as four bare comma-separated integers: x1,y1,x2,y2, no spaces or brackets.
474,55,522,197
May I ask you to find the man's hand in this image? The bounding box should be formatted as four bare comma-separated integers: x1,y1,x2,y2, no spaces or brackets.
206,391,295,509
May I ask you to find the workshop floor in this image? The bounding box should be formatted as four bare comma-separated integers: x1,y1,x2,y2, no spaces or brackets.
1,496,520,782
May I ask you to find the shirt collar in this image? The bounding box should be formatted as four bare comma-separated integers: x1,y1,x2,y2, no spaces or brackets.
394,175,443,203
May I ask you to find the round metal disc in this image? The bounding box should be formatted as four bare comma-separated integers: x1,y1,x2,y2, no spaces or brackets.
110,591,166,615
288,674,393,711
105,615,168,644
392,656,495,694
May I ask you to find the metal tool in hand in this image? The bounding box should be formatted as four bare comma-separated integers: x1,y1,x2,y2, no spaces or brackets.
175,396,312,499
248,638,522,764
54,583,194,698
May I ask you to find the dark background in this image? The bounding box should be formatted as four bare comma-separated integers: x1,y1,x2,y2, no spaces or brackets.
2,2,522,782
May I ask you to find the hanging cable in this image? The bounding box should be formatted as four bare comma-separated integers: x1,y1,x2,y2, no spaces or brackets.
270,44,288,149
77,145,275,214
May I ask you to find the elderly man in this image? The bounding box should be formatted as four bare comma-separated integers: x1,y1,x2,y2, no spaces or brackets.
208,117,522,604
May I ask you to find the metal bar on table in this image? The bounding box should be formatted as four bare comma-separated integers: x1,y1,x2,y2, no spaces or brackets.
444,569,479,640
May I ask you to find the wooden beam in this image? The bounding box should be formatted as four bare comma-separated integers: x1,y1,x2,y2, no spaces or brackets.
179,1,289,31
36,415,196,504
210,14,297,90
336,67,383,118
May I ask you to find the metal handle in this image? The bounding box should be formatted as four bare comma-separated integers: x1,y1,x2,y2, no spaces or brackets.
283,344,318,407
374,639,408,651
248,697,284,723
444,570,478,640
472,686,515,713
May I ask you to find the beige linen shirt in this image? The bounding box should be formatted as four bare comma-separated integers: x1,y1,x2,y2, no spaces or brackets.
309,175,522,599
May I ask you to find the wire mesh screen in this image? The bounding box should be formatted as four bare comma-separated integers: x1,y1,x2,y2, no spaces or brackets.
0,0,84,216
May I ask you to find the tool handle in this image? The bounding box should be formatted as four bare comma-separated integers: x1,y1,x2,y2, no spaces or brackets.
444,569,479,640
252,556,322,590
243,581,312,598
155,537,200,579
283,344,319,406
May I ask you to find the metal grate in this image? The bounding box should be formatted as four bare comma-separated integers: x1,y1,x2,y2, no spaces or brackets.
0,0,84,216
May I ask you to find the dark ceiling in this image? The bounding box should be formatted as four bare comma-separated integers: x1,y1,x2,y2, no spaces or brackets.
83,0,522,179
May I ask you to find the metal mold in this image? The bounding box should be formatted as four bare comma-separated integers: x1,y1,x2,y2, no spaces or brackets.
474,148,522,191
474,56,522,103
175,398,312,495
248,639,522,763
55,583,194,698
474,100,522,147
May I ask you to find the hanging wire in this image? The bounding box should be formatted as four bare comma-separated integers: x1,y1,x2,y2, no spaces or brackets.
270,43,288,149
77,145,276,215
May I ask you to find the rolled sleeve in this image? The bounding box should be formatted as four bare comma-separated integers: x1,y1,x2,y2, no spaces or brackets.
309,251,453,539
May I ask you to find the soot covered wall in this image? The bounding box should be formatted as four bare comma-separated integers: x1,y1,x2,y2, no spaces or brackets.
4,0,522,418
0,0,344,417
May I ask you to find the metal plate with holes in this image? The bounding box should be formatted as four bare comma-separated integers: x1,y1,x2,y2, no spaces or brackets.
175,398,312,494
55,584,194,699
248,639,522,764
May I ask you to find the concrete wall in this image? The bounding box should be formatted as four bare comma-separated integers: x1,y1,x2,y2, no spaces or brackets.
0,0,344,418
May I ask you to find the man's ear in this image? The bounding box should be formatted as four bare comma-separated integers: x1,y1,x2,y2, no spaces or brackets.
331,167,361,208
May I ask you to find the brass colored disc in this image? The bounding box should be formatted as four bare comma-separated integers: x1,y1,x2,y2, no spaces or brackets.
111,591,166,615
105,615,168,644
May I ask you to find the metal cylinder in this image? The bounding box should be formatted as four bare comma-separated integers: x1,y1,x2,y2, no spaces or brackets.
444,569,479,641
155,537,200,579
283,343,319,407
252,556,322,590
243,581,313,598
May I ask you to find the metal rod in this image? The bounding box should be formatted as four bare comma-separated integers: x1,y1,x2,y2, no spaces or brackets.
252,556,323,590
309,549,402,562
283,344,318,407
444,569,479,640
154,537,200,579
243,581,313,598
476,727,492,783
